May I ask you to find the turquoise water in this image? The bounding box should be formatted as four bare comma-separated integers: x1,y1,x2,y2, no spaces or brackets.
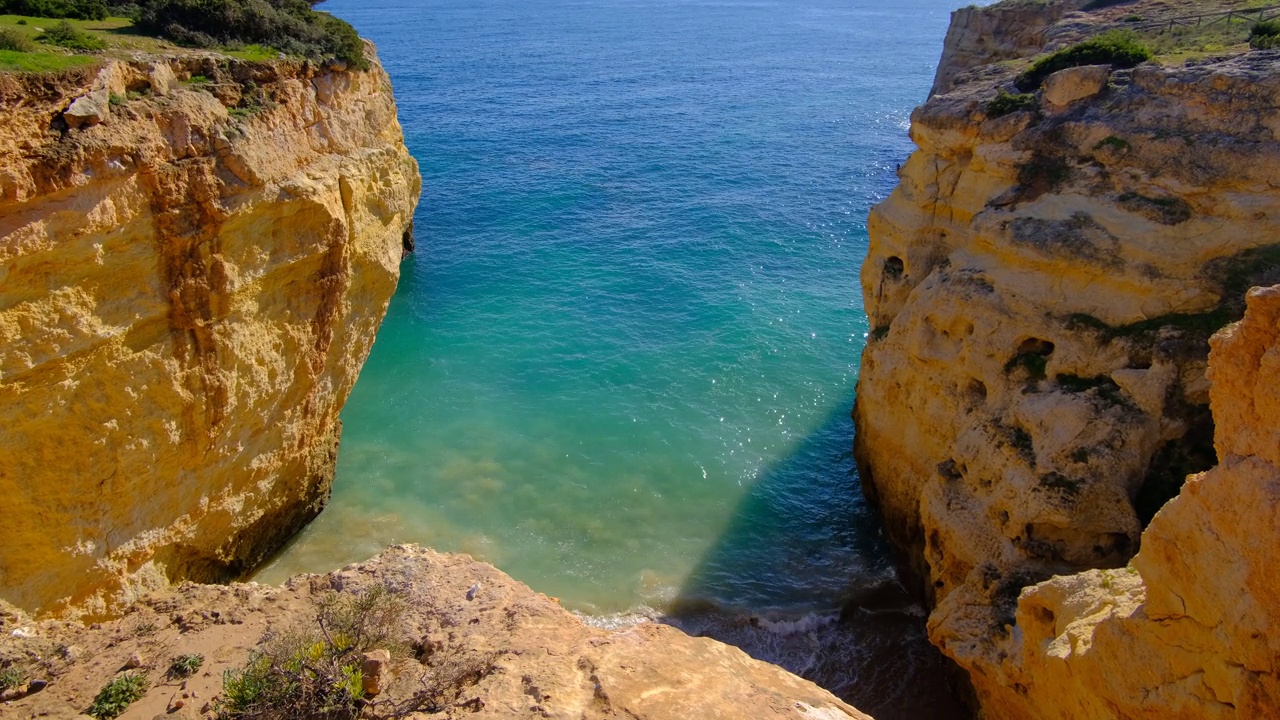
258,0,963,713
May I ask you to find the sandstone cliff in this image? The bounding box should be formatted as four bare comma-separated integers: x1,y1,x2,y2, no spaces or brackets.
0,545,872,719
855,0,1280,716
975,285,1280,717
0,48,421,618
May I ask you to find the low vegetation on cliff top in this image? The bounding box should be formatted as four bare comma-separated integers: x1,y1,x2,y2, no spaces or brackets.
216,587,406,719
1015,30,1152,91
0,0,367,72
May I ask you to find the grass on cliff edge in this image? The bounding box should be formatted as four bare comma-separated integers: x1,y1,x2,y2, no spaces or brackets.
0,46,95,70
0,13,171,65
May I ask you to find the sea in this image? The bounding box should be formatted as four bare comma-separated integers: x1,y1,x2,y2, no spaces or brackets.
256,0,969,715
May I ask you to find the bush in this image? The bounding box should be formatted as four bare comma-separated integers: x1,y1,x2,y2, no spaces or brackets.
1015,30,1151,91
0,0,107,20
215,587,407,720
38,19,108,50
167,653,205,679
87,673,148,720
0,26,35,51
1250,19,1280,49
136,0,368,68
987,90,1037,118
0,666,24,693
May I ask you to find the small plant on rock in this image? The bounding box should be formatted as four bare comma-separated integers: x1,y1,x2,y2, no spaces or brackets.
215,586,408,720
986,90,1038,118
87,672,148,720
0,665,24,693
167,653,204,679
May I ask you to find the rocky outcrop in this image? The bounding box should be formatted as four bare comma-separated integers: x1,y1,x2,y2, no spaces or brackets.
929,0,1089,97
975,285,1280,718
855,1,1280,716
0,545,873,719
0,49,420,619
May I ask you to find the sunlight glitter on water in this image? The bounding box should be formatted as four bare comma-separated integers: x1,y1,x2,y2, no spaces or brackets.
252,1,972,715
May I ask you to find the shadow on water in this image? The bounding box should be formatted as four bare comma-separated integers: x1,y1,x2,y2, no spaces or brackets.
660,398,971,720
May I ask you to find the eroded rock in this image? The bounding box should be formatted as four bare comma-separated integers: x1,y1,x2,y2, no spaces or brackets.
0,54,421,619
0,546,873,720
1042,64,1109,107
855,1,1280,717
64,89,109,129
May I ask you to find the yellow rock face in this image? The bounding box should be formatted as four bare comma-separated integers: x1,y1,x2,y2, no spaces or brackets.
979,285,1280,718
0,50,420,618
855,3,1280,715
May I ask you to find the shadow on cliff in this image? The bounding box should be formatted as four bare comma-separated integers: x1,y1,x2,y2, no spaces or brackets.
663,398,972,720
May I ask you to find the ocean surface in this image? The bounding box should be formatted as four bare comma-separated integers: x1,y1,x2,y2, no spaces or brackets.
258,0,965,715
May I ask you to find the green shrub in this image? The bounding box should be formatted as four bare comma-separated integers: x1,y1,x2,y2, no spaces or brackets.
0,26,35,51
136,0,368,68
38,19,107,50
0,0,108,20
1016,30,1151,91
1250,19,1280,49
0,666,24,693
1093,135,1130,151
215,587,407,720
87,673,148,720
986,90,1037,118
167,653,204,679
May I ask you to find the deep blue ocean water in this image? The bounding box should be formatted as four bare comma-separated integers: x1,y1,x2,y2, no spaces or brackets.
258,0,966,714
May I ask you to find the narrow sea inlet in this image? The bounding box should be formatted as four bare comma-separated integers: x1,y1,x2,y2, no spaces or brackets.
258,0,962,714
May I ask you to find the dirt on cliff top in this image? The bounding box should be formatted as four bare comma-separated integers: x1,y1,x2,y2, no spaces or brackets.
0,545,871,720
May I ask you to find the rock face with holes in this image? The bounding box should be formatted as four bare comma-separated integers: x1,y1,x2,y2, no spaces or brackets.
0,50,420,619
0,545,874,719
977,285,1280,718
855,1,1280,716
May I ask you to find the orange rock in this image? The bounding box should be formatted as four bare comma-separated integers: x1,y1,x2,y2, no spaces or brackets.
0,51,420,619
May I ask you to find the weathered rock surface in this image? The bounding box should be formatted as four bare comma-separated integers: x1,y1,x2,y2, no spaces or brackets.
1040,64,1108,108
977,285,1280,718
929,0,1089,97
855,0,1280,717
0,545,872,719
0,50,420,619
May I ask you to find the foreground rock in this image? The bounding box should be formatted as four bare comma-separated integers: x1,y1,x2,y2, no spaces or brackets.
0,49,420,618
0,545,872,719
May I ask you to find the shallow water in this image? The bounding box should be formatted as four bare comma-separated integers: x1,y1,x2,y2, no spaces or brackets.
257,0,966,714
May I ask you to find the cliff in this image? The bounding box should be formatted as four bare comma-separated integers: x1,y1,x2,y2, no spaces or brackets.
929,0,1089,97
855,0,1280,716
979,285,1280,718
0,48,421,618
0,545,872,719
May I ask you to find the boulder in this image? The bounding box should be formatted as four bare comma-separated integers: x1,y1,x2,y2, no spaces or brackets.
1042,64,1110,107
64,89,110,129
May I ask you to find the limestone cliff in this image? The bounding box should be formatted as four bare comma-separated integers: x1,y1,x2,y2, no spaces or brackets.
974,285,1280,717
0,545,872,719
929,0,1089,97
0,48,421,618
855,0,1280,715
